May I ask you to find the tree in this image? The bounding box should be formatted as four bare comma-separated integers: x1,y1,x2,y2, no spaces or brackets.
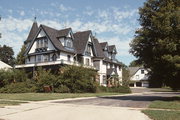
130,0,180,89
16,45,26,64
129,60,142,67
0,45,15,66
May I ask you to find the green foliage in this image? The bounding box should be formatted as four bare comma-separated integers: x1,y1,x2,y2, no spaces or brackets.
130,0,180,89
0,45,15,66
56,65,97,93
129,60,142,67
15,45,26,65
0,82,34,93
34,67,57,92
97,86,131,93
122,67,130,86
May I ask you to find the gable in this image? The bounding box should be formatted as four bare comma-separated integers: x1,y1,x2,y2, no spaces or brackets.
27,28,57,54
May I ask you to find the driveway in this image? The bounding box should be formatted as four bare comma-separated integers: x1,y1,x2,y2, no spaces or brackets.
0,88,179,120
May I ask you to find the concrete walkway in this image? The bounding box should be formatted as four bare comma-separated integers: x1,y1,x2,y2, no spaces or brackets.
0,99,150,120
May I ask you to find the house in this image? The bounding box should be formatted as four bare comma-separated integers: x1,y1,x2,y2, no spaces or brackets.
128,66,149,87
15,21,122,87
0,60,12,70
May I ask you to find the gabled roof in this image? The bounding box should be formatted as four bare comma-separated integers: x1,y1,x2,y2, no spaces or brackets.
24,21,38,44
92,38,105,58
57,28,72,37
128,67,142,76
100,42,108,50
73,30,92,54
25,24,76,55
0,60,12,69
108,45,116,53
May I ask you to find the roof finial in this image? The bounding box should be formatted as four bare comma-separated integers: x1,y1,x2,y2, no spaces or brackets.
34,15,37,22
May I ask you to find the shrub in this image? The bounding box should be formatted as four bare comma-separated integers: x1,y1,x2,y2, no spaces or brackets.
34,67,57,92
58,65,97,93
0,82,34,93
54,85,70,93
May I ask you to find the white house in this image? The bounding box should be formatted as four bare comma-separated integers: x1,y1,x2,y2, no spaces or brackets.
0,60,12,70
15,21,122,87
129,67,149,87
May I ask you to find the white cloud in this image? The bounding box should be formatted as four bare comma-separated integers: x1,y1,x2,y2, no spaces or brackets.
8,9,13,14
19,10,25,16
51,3,74,12
99,36,131,56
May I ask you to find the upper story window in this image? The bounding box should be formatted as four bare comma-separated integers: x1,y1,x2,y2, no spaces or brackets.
36,37,48,49
85,44,91,56
141,70,144,74
67,55,71,61
66,39,72,48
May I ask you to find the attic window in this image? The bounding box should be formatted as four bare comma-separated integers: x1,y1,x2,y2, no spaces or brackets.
141,70,144,74
66,39,72,48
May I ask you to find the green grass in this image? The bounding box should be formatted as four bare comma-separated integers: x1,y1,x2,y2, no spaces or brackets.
0,100,28,107
142,96,180,120
0,93,123,101
149,100,180,110
142,110,180,120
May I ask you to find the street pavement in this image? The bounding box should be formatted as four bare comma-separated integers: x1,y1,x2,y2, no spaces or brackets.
0,88,179,120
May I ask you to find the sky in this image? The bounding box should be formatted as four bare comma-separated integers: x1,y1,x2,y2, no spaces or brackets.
0,0,146,65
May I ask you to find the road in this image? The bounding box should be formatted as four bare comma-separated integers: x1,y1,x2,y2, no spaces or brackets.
54,90,179,108
0,88,179,120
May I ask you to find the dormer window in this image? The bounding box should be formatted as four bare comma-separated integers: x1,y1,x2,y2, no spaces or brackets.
66,39,72,48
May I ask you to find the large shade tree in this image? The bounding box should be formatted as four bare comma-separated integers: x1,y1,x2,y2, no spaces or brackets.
0,45,15,66
130,0,180,89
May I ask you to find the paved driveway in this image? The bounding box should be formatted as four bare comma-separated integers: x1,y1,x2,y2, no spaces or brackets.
0,88,179,120
53,91,180,108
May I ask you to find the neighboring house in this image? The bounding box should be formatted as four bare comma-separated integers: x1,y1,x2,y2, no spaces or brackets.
129,67,149,87
0,60,12,70
15,21,122,87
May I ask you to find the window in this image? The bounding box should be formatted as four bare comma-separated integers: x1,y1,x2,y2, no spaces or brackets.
66,39,72,48
85,58,90,66
103,75,107,84
44,39,48,48
37,55,41,62
141,70,144,74
52,54,57,61
36,40,39,48
136,75,139,79
44,55,49,62
67,55,71,61
40,39,43,48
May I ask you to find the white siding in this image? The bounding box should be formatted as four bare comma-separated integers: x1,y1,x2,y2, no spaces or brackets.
130,68,149,81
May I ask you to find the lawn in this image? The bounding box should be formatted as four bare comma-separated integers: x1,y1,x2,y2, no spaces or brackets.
0,100,28,108
143,96,180,120
0,93,123,101
142,110,180,120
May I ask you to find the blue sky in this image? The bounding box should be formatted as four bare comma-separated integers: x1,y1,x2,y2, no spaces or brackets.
0,0,146,65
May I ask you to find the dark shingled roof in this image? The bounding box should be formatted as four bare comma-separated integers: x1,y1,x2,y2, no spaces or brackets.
41,25,75,53
128,67,141,77
92,38,105,58
73,30,91,54
100,42,108,50
108,45,116,53
57,28,72,37
25,21,38,44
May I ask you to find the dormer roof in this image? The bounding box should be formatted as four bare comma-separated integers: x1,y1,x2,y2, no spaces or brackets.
73,30,92,54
